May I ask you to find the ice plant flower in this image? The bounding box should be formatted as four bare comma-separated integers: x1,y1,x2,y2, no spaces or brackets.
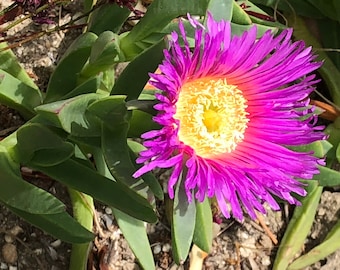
133,14,325,220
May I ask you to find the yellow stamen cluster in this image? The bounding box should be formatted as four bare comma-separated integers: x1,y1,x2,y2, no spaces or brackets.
174,78,249,158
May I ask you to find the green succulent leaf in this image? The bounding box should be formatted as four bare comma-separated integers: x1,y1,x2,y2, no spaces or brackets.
45,32,98,103
114,209,155,270
172,173,196,264
29,157,157,223
36,93,103,137
87,3,131,35
111,40,165,99
315,166,340,187
15,123,74,166
288,219,340,270
206,0,233,22
0,147,66,215
273,181,322,270
0,69,42,119
193,197,213,253
5,202,94,244
0,42,38,89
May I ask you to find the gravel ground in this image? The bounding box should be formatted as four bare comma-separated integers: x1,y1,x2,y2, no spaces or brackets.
1,1,340,269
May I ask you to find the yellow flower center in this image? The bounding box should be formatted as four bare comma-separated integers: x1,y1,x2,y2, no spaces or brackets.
174,78,249,158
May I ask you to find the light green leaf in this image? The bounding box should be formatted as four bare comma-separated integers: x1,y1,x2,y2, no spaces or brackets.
114,209,155,270
193,198,213,252
0,69,42,119
273,181,322,270
206,0,233,22
36,93,103,137
0,42,38,89
288,219,340,270
172,173,196,264
314,166,340,187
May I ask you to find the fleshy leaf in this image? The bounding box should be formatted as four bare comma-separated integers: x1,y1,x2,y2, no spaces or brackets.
273,181,322,270
6,202,94,244
45,32,98,103
114,209,155,270
315,166,340,187
0,147,65,214
28,157,157,223
0,70,42,119
172,173,196,264
36,93,103,137
288,219,340,270
206,0,233,22
111,40,165,100
15,123,74,166
193,198,213,253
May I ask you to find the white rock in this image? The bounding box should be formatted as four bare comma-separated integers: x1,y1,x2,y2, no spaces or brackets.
162,243,171,253
261,255,271,266
105,207,113,215
153,244,161,255
0,262,8,269
50,239,61,248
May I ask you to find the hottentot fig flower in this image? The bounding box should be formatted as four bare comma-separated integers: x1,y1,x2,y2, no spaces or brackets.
134,14,325,221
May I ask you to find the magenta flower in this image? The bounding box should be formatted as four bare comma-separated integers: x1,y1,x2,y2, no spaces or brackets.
133,14,325,221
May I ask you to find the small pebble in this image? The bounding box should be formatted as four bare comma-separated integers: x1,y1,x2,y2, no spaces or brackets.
8,266,17,270
105,207,112,215
2,243,17,264
4,235,14,244
162,243,171,253
47,246,58,261
261,255,271,266
153,244,161,255
0,262,8,269
33,248,43,255
9,226,23,236
50,239,61,248
102,214,113,228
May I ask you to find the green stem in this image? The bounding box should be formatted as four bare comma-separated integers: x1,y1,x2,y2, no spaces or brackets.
68,188,93,270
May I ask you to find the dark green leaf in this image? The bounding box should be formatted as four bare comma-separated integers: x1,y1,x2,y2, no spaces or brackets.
5,202,94,244
29,158,157,223
87,3,131,35
45,32,98,103
0,147,65,214
128,140,164,200
16,123,74,166
111,40,165,100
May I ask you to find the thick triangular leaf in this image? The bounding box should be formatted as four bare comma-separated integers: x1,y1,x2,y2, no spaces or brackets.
0,147,65,214
29,158,157,223
273,181,322,270
5,202,94,244
0,70,42,118
16,123,74,166
114,209,155,270
45,32,98,102
172,173,196,264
